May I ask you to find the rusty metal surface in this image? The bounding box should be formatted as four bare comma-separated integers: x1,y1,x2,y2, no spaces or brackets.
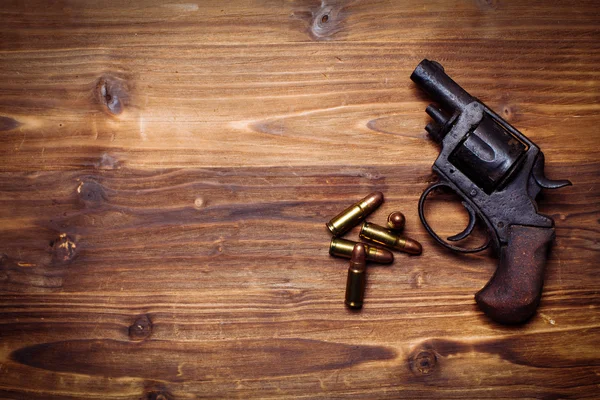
476,225,555,324
411,59,571,323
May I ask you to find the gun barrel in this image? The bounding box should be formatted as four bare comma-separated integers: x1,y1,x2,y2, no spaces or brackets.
410,59,474,112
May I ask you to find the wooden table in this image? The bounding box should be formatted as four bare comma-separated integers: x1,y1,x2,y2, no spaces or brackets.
1,1,598,398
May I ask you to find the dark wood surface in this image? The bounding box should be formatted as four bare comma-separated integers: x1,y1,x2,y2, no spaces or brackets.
1,1,599,399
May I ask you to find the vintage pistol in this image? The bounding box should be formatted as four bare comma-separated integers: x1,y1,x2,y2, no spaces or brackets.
411,59,571,324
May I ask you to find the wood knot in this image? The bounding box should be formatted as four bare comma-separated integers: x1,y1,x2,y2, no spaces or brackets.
50,234,77,264
501,104,518,122
147,392,173,400
0,116,21,131
95,153,119,170
129,314,153,341
95,75,129,116
559,213,567,221
410,271,427,289
476,0,499,10
194,197,206,209
309,4,344,40
366,116,426,139
409,349,437,376
77,181,107,208
149,394,169,400
143,382,173,400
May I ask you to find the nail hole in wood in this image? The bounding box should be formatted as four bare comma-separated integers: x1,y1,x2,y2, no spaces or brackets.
129,314,153,341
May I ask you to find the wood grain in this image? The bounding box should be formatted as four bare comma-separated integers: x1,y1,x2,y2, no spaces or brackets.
0,1,599,399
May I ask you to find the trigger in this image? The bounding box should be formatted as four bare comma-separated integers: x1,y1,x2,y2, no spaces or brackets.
532,153,572,190
447,201,477,242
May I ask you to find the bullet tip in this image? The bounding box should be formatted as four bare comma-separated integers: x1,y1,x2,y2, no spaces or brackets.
376,249,394,264
350,243,366,264
405,239,423,255
387,211,406,231
365,191,384,207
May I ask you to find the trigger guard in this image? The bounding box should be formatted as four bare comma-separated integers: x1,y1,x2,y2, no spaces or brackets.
447,201,477,242
418,182,491,254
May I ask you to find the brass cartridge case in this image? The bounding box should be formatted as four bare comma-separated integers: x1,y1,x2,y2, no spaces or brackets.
329,237,394,264
345,243,367,309
360,222,422,255
326,191,384,236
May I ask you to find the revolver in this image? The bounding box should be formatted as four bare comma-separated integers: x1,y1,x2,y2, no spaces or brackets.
411,59,571,324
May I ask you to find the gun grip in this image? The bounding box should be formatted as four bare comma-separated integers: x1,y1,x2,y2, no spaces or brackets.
475,225,555,324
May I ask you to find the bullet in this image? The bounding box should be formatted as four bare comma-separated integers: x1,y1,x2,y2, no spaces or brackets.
345,243,367,309
329,237,394,264
360,221,423,255
326,191,384,237
387,211,406,232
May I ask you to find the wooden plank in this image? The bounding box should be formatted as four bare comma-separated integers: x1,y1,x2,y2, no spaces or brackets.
0,0,598,48
0,39,598,171
0,163,598,398
0,1,599,399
